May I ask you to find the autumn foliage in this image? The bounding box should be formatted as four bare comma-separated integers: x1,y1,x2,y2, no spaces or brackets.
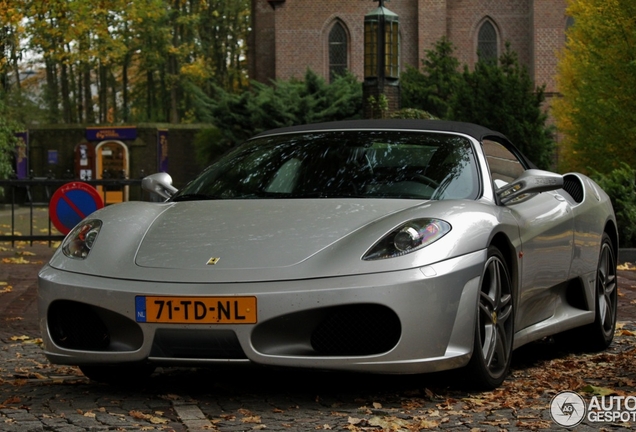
553,0,636,175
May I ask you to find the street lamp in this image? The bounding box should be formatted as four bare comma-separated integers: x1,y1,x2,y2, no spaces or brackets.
364,1,399,80
363,0,400,118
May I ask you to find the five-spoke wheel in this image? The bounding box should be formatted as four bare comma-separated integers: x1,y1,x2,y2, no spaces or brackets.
466,246,514,389
582,233,618,350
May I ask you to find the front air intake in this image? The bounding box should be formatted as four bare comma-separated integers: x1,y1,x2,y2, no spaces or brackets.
48,300,110,350
310,304,401,355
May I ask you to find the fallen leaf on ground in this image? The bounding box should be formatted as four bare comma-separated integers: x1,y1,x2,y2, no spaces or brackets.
2,257,30,264
348,417,363,425
2,396,21,405
241,415,261,424
129,410,169,425
579,385,623,396
369,415,413,430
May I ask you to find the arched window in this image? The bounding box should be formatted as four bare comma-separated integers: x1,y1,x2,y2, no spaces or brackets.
329,22,348,82
477,21,498,63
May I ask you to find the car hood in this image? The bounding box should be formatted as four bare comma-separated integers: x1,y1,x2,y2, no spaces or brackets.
135,200,405,270
48,198,500,283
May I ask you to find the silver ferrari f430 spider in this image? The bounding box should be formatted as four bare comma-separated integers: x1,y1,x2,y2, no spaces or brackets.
38,119,618,389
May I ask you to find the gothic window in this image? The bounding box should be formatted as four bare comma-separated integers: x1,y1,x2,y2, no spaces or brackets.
329,22,348,82
477,21,498,63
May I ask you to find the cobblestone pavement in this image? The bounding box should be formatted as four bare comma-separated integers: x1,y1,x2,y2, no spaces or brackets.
0,242,635,431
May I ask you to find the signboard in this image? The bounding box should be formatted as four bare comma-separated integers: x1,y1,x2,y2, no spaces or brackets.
86,126,137,141
48,150,58,165
49,182,104,235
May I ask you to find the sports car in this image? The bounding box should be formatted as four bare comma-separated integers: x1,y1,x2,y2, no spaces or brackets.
38,119,618,389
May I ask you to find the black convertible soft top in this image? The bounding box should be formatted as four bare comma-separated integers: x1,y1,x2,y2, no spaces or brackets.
253,119,508,143
252,119,536,169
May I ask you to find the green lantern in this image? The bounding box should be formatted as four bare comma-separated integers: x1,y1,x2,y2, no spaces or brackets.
364,3,399,80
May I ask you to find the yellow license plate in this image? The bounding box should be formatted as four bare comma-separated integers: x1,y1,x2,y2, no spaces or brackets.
135,296,257,324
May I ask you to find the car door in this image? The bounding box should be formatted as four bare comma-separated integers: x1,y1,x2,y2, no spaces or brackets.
483,139,575,331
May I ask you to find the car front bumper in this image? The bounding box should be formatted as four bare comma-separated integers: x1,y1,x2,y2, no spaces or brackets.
38,249,485,374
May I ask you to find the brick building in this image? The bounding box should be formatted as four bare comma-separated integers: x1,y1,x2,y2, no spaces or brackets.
249,0,569,100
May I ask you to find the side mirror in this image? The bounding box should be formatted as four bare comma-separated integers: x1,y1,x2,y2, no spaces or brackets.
142,172,178,200
496,169,563,205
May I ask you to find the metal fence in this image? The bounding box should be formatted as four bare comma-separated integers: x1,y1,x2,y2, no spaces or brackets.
0,175,148,245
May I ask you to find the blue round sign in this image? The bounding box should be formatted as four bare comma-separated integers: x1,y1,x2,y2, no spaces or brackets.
49,182,104,235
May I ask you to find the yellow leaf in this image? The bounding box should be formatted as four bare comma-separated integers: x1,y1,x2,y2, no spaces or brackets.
148,416,168,424
241,415,261,424
579,385,616,396
419,418,442,429
368,415,412,430
2,257,30,264
348,417,363,425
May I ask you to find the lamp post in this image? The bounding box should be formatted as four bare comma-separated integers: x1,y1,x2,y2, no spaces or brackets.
363,0,400,119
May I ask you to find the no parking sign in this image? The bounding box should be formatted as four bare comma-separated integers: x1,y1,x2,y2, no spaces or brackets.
49,182,104,235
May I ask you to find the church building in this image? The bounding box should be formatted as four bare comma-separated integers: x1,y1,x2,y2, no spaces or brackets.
249,0,569,104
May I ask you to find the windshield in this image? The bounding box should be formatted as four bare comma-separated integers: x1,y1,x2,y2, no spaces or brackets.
173,130,479,201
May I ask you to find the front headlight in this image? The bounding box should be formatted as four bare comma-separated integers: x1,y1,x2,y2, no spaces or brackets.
62,219,102,259
363,218,451,260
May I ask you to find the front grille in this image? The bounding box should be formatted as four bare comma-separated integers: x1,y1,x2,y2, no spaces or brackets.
150,329,247,359
48,300,110,350
310,304,401,355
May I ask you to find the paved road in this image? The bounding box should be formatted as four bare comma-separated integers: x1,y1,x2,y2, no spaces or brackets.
0,243,635,431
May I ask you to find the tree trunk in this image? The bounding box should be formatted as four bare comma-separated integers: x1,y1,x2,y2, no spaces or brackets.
83,64,94,124
109,69,117,123
146,70,154,121
44,57,60,123
122,54,129,122
60,61,72,123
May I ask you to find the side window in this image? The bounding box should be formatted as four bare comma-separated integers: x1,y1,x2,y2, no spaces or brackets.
482,140,525,188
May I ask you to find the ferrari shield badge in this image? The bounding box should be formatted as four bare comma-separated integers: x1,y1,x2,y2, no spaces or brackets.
206,257,220,265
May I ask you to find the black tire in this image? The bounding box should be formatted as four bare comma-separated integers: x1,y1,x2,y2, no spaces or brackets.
79,363,156,385
571,233,618,351
465,246,514,390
